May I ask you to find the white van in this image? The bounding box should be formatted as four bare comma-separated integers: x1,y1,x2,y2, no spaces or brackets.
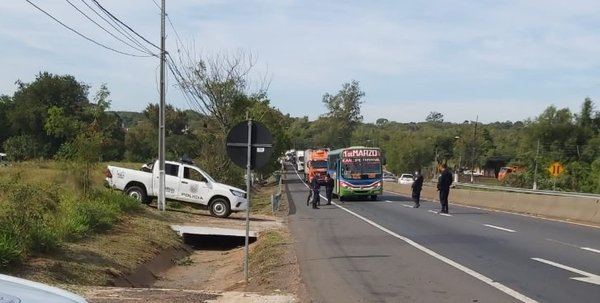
0,273,87,302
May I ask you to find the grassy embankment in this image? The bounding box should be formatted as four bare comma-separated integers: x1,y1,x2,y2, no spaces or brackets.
0,161,287,288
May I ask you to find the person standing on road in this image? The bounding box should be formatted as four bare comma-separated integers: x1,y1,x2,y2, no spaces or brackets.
437,163,453,213
411,169,423,208
325,174,334,205
306,179,314,206
311,176,321,209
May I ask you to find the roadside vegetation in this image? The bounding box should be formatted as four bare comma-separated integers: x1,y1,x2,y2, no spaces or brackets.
0,160,284,286
0,163,140,268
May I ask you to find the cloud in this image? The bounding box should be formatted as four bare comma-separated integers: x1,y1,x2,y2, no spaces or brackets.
2,0,600,123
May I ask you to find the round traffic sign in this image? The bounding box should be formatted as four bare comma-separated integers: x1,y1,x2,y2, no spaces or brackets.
226,120,273,170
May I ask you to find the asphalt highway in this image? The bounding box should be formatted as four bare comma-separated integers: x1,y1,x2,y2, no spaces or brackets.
285,167,600,303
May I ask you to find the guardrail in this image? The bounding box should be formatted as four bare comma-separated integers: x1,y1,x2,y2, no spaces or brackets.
454,182,600,200
271,162,284,214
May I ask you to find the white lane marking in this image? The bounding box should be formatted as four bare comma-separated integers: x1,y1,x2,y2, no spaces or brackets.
545,238,577,248
384,190,600,230
532,258,600,286
385,200,393,203
483,224,516,233
427,209,452,217
333,205,539,302
581,247,600,254
401,204,414,208
546,239,600,255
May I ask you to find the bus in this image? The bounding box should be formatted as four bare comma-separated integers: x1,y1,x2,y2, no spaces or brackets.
327,147,383,201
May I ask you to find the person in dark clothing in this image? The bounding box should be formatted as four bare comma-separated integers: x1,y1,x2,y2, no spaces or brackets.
306,180,313,206
325,174,334,205
311,177,321,209
437,163,453,213
411,169,424,208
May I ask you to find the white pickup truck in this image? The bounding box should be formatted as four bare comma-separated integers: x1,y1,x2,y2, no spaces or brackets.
104,159,247,218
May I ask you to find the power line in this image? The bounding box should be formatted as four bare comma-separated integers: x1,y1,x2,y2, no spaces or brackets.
91,0,160,50
65,0,156,56
79,0,155,55
25,0,153,57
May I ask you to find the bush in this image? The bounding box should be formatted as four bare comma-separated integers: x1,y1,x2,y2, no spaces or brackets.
56,190,140,240
0,179,140,268
0,180,59,266
0,230,23,267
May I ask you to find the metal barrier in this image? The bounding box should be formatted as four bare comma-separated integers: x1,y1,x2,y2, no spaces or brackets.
271,162,284,214
454,182,600,200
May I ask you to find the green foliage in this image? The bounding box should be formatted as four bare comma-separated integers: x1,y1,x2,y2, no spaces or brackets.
0,95,13,148
426,111,444,123
2,135,46,161
583,158,600,193
0,176,140,268
7,72,90,157
320,80,365,147
113,111,144,128
0,181,61,259
0,232,22,267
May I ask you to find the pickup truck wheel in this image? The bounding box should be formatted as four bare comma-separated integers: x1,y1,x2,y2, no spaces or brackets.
125,186,149,205
209,198,231,218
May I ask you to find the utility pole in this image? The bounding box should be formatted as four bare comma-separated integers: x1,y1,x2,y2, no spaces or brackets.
470,116,478,183
158,0,166,211
533,139,540,190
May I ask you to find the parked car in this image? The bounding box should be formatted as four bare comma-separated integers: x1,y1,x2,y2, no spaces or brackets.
398,173,414,184
0,273,87,302
105,159,247,218
383,172,397,182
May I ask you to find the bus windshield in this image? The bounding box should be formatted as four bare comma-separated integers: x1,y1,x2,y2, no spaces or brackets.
311,160,327,168
341,158,381,178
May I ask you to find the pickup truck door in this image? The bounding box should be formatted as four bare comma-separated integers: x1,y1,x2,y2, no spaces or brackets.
178,166,211,205
152,163,180,199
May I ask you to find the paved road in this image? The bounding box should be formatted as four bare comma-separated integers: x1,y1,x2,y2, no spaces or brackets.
285,167,600,303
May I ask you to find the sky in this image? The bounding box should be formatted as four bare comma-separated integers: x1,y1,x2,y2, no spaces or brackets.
2,0,600,124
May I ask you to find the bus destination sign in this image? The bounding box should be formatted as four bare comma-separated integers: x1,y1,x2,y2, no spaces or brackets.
342,149,380,158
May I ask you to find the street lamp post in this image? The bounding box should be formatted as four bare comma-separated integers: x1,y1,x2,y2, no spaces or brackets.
454,136,460,183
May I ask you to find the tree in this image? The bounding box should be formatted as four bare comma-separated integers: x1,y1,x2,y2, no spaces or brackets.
171,50,262,133
321,80,365,147
125,103,201,162
8,72,90,158
375,118,389,127
0,95,14,149
426,111,444,123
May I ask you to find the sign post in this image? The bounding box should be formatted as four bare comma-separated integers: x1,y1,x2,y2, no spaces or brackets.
226,120,273,283
548,161,564,191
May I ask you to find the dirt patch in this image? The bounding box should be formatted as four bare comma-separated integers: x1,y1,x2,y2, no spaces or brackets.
7,184,301,302
153,220,299,295
113,246,193,288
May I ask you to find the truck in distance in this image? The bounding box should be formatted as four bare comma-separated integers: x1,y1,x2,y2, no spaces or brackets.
307,149,328,184
104,159,247,218
296,150,305,172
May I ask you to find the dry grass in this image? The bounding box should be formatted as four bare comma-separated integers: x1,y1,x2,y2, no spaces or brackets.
0,160,295,291
7,207,185,286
